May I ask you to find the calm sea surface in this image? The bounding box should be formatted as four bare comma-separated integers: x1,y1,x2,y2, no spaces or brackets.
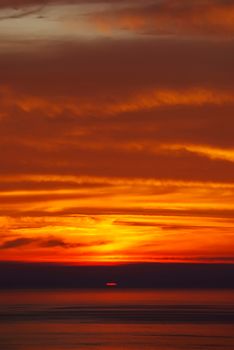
0,289,233,350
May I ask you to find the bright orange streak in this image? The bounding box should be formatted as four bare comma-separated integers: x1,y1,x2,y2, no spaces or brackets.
161,144,234,163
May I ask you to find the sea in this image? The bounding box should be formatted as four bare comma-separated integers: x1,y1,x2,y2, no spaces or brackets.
0,289,233,350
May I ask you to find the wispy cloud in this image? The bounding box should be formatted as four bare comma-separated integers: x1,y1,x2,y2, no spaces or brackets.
0,3,46,20
91,0,234,37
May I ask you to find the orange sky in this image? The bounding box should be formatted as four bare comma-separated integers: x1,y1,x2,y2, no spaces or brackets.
0,0,234,264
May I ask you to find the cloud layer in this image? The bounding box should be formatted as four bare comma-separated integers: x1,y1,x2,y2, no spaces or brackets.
0,0,233,263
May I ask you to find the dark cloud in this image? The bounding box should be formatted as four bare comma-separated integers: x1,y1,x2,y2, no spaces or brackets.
0,237,36,249
114,221,219,230
39,238,80,249
0,236,110,250
141,256,234,263
0,190,112,204
1,206,234,220
0,180,111,192
40,238,110,249
114,220,161,227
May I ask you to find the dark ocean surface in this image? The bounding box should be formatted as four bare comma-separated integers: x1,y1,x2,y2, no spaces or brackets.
0,289,234,349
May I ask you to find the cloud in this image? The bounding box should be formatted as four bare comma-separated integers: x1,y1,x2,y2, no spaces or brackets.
2,206,234,220
0,179,111,192
114,220,216,231
39,238,109,249
1,139,234,182
161,144,234,163
0,3,45,20
139,256,234,263
0,236,110,250
0,190,111,205
114,220,161,227
0,237,36,249
38,238,78,249
0,39,233,183
0,39,233,158
1,85,234,121
91,0,234,37
1,39,234,94
0,0,126,7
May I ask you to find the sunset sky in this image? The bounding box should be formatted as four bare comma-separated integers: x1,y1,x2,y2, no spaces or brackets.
0,0,234,264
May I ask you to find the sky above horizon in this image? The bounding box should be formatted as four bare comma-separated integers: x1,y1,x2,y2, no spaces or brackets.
0,0,234,264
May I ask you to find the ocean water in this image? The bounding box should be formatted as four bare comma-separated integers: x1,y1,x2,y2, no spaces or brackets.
0,289,233,350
